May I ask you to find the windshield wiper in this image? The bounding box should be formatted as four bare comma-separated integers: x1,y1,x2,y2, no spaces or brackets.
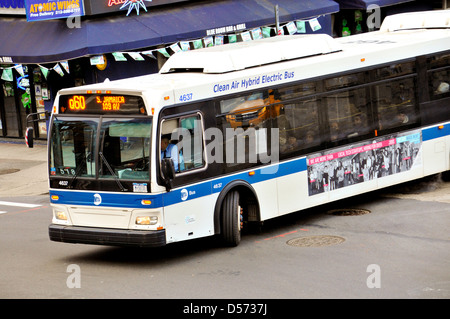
99,151,128,192
68,151,87,189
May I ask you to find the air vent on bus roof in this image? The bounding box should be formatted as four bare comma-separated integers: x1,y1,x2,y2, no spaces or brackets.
159,34,342,74
380,10,450,32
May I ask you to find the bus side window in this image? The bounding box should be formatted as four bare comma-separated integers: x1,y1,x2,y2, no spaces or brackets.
374,78,418,131
429,69,450,99
428,52,450,100
161,114,205,173
179,115,205,170
280,97,321,153
325,88,370,142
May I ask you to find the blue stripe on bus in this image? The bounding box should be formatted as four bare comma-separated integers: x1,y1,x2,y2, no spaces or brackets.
49,122,450,209
49,157,308,209
422,123,450,141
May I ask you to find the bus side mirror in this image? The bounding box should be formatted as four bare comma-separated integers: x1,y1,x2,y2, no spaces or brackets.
25,127,34,148
161,158,175,191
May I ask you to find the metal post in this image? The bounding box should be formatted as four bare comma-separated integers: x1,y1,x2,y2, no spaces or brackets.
275,5,280,35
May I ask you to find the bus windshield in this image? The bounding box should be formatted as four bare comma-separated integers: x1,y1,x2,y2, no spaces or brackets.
50,116,152,183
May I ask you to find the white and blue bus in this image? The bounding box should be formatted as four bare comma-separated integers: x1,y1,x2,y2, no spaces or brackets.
41,10,449,247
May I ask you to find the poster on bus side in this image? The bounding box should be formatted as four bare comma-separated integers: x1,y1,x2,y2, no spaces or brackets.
307,130,422,196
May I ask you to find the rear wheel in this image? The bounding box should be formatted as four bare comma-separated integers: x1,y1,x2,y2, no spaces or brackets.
221,191,242,247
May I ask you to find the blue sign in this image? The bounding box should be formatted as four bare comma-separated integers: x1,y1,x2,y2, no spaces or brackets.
0,0,25,9
25,0,84,21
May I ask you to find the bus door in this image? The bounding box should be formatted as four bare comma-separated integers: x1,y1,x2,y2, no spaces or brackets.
158,112,213,243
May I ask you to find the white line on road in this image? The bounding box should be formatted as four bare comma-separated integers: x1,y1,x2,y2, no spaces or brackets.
0,201,41,208
0,211,6,214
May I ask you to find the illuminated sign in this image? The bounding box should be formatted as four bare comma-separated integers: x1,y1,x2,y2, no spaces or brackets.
25,0,84,22
59,94,146,114
96,95,125,111
68,95,86,110
86,0,189,16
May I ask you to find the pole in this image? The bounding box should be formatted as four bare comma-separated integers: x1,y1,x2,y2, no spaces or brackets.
275,4,280,35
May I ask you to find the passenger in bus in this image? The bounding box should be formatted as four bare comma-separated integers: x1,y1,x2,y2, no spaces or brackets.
161,135,184,172
396,112,409,124
305,130,315,145
330,121,346,141
435,81,449,95
280,135,300,153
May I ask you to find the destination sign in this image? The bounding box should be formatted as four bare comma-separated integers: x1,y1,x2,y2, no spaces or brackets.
59,94,146,114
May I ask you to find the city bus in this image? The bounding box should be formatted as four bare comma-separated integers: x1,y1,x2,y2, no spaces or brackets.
38,10,449,248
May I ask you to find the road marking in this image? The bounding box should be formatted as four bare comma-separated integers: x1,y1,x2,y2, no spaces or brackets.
0,201,41,208
0,211,7,214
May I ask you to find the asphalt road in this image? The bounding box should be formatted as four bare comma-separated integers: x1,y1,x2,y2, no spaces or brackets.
0,175,449,301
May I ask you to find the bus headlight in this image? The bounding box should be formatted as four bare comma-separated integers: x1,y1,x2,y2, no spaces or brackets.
136,216,158,225
55,211,68,221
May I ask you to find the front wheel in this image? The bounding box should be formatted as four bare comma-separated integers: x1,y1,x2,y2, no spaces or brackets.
221,191,242,247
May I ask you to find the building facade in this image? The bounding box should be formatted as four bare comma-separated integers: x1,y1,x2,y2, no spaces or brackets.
0,0,444,139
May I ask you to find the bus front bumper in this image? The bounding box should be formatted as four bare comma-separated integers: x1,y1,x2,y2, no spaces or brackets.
49,224,166,247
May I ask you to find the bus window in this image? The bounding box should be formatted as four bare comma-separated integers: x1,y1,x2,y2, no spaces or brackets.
278,81,317,101
428,52,450,100
429,69,450,99
325,73,364,90
161,114,205,173
221,92,265,129
374,78,418,131
221,90,282,129
50,117,98,178
99,118,151,180
280,97,321,153
374,61,415,80
428,52,450,69
325,88,370,142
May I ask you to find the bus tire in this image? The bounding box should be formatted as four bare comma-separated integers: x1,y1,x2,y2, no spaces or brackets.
442,171,450,182
221,190,241,247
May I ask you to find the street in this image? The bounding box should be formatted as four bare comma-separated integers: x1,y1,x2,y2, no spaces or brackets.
0,175,449,300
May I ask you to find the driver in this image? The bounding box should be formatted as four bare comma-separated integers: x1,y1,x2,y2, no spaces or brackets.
161,135,181,171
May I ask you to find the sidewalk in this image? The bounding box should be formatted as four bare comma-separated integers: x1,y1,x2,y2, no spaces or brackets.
0,138,49,197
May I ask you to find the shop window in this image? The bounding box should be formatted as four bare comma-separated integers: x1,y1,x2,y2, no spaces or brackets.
374,78,418,131
325,88,371,142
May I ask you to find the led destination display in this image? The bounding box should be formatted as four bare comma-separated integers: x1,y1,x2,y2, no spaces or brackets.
59,94,146,114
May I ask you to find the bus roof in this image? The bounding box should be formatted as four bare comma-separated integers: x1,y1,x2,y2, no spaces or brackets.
159,34,342,74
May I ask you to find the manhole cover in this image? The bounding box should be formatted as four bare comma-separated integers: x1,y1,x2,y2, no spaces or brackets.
0,168,20,175
327,208,371,216
286,235,345,247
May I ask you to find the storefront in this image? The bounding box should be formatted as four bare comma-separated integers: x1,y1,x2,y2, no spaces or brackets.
1,0,341,139
333,0,437,36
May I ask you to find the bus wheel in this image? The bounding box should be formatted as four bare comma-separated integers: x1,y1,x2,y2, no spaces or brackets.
221,191,242,247
442,171,450,182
